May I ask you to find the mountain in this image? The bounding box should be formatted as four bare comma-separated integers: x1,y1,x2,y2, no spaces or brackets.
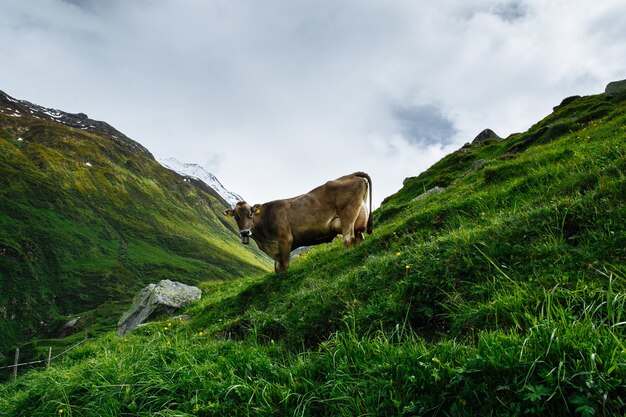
158,158,242,208
1,82,625,416
0,91,151,155
0,90,271,356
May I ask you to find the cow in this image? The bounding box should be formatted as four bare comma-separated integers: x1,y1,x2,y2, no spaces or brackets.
224,172,373,272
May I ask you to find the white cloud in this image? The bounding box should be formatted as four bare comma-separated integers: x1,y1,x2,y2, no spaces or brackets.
1,0,625,206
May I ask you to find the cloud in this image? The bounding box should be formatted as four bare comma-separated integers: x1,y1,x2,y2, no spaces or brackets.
491,2,527,22
391,103,458,147
1,0,625,206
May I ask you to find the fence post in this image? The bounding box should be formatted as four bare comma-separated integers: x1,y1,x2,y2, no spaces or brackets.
13,348,19,381
47,347,52,368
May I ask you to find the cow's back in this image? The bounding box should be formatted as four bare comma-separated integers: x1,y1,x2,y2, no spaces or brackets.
287,173,370,248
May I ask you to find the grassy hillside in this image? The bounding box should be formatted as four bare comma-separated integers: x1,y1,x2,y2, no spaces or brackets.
0,92,271,359
1,87,625,416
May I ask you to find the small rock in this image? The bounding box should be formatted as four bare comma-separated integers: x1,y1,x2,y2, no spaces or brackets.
413,186,444,201
56,317,81,338
171,314,192,322
471,159,488,170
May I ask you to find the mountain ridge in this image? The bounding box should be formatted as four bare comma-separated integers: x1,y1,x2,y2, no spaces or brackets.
0,90,151,156
0,89,271,356
1,90,243,208
158,157,243,208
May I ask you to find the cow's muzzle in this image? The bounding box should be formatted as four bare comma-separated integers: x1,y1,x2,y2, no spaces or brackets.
240,229,252,244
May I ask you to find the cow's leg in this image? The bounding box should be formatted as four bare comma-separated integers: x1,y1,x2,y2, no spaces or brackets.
342,227,354,247
339,202,364,247
353,204,368,246
334,176,369,247
274,260,287,273
274,240,292,273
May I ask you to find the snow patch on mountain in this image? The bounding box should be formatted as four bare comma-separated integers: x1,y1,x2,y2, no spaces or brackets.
0,89,152,156
159,158,242,207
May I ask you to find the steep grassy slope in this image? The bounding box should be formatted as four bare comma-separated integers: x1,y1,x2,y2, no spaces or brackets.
0,87,624,416
0,91,271,358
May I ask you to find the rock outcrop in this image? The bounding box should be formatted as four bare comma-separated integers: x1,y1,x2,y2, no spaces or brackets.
605,79,626,95
554,95,581,110
472,129,502,144
413,186,444,201
117,280,202,336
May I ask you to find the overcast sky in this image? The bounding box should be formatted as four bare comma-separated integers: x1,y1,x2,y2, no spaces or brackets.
2,0,625,207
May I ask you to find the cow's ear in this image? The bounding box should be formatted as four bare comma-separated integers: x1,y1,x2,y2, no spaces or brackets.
251,204,262,215
224,209,234,217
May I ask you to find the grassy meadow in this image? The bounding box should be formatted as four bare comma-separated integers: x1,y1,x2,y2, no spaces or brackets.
0,89,625,416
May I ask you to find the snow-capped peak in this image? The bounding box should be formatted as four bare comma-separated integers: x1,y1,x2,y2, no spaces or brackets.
159,157,242,207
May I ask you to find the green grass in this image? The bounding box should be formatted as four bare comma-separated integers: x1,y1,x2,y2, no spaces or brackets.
1,89,625,415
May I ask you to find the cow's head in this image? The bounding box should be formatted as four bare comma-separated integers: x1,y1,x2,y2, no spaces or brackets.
224,201,261,244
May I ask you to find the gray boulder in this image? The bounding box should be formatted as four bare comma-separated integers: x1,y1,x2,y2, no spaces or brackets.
56,316,82,338
605,79,626,95
413,186,444,201
472,129,502,144
117,279,202,336
471,159,488,170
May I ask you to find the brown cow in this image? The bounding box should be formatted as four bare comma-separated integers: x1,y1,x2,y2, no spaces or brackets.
224,172,373,272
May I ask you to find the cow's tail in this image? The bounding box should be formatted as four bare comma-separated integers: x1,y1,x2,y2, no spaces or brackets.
355,172,373,234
